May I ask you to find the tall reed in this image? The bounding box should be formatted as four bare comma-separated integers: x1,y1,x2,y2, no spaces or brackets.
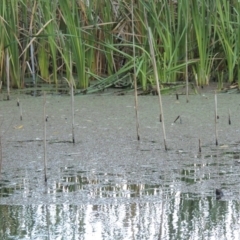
215,0,238,83
148,27,167,151
236,3,240,87
132,1,140,141
37,1,58,84
1,0,240,90
191,0,214,86
2,0,21,88
59,1,87,89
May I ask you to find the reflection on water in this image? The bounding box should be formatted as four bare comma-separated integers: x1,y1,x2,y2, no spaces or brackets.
55,173,162,198
0,196,240,240
1,146,240,239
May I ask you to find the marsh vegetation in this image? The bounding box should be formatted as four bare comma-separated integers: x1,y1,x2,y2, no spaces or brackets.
1,0,240,93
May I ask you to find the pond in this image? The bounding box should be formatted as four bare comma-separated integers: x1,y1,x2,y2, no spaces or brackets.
0,90,240,239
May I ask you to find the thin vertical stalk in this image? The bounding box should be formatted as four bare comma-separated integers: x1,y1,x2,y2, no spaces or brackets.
0,136,2,175
30,30,36,86
228,108,231,125
6,50,10,100
132,1,140,141
199,139,201,153
20,103,22,121
214,91,218,146
17,98,23,121
29,1,37,87
71,81,75,143
70,53,75,143
185,9,189,103
30,27,36,97
43,92,47,182
185,35,189,103
148,27,167,151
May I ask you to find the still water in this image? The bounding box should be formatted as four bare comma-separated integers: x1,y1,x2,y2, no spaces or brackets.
0,92,240,239
1,197,239,240
1,148,240,240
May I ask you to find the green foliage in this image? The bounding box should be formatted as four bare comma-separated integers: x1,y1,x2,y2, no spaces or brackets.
1,0,21,88
0,0,240,90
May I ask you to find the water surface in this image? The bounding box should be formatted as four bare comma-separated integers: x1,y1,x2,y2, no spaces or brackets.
0,91,240,239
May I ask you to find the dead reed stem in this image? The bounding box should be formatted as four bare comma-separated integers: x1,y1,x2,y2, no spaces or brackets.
30,28,36,85
20,103,23,121
69,53,75,143
6,50,10,100
71,81,75,143
185,11,189,103
174,115,180,123
228,108,231,125
17,98,23,120
30,41,36,85
214,91,218,146
132,2,140,141
148,27,167,150
43,92,47,182
0,137,2,175
199,138,201,153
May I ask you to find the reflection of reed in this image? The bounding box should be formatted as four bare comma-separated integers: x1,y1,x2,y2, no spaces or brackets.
1,193,240,239
54,172,161,199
